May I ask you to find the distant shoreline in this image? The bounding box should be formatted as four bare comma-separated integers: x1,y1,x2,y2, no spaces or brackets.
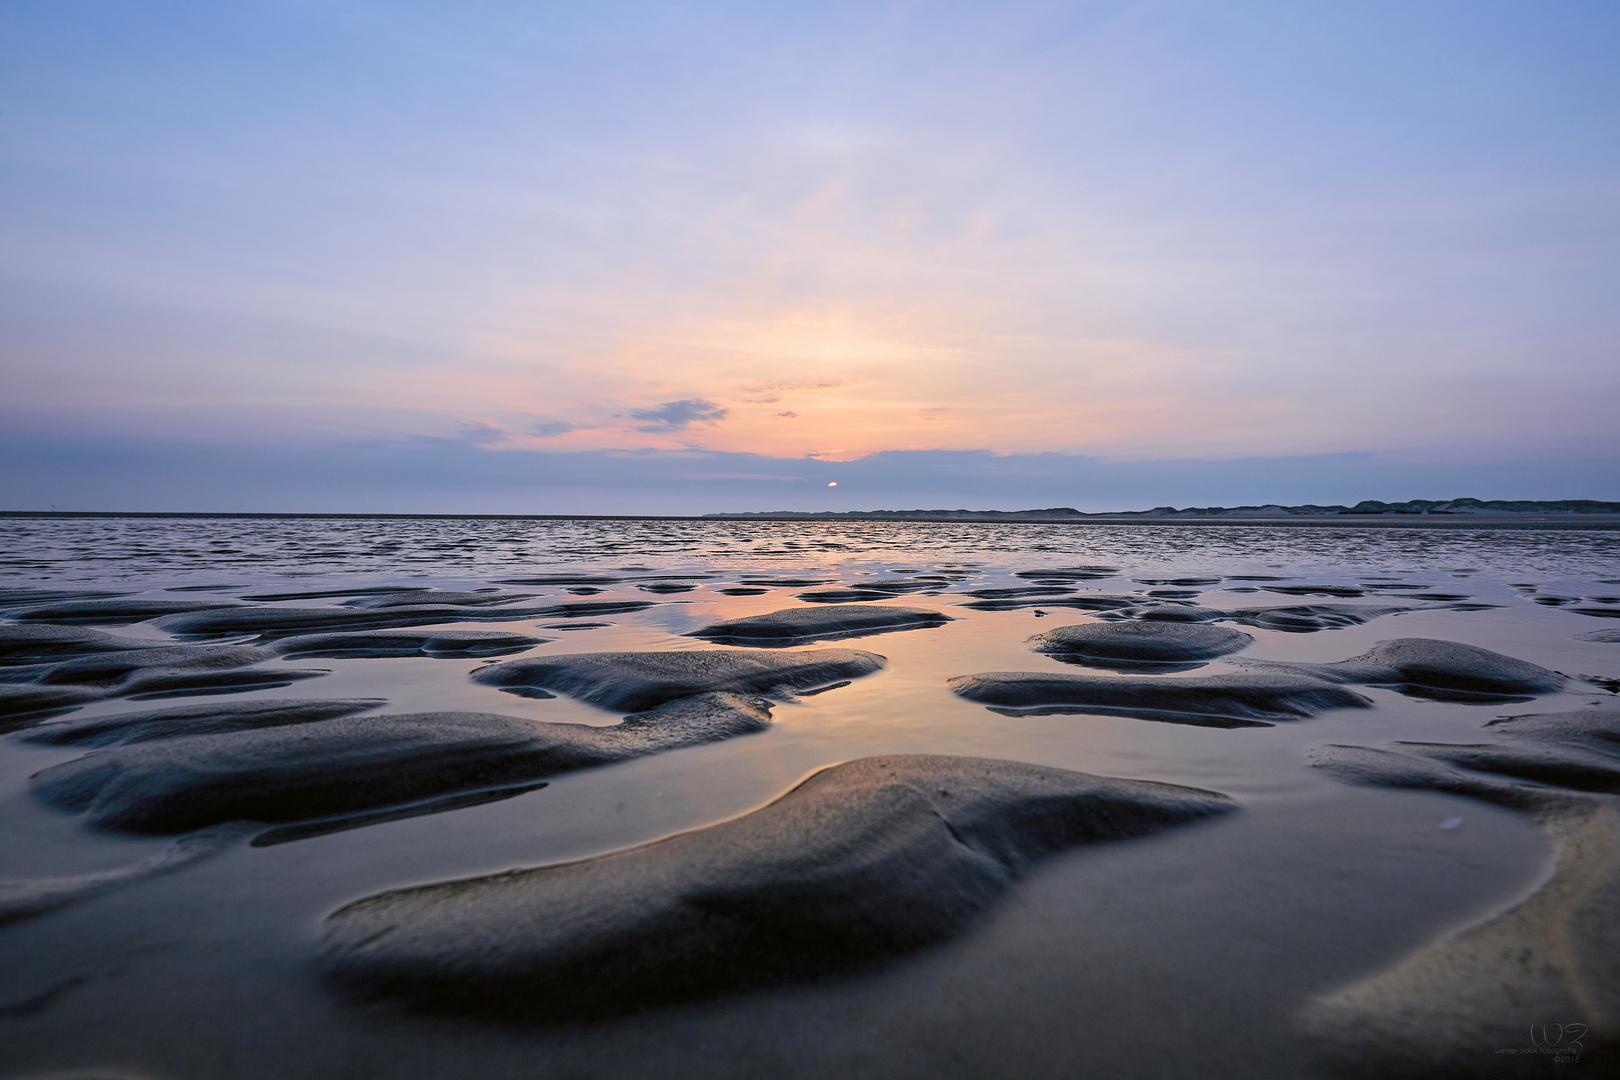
4,509,1618,530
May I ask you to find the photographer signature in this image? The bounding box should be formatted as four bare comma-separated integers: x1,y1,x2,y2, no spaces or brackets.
1529,1022,1586,1054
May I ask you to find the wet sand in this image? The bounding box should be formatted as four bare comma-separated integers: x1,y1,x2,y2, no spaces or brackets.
0,517,1617,1077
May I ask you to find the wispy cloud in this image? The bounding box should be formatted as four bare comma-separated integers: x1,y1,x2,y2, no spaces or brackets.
737,381,846,403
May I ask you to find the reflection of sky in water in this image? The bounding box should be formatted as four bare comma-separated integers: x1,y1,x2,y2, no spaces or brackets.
625,602,722,636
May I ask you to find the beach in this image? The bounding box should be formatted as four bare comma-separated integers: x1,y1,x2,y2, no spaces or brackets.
1,515,1617,1077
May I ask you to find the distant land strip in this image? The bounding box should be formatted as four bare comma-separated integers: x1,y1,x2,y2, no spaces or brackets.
706,498,1620,521
3,498,1618,529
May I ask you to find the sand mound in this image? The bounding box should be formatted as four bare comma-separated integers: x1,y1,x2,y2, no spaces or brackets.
1487,705,1620,746
115,666,330,701
32,645,278,687
1398,740,1620,794
999,601,1430,634
1099,603,1228,623
8,599,242,625
947,671,1369,726
31,696,774,834
528,600,656,618
23,698,386,748
793,588,907,603
1226,603,1411,632
472,648,885,711
1013,566,1120,580
0,641,333,718
151,606,507,636
1255,638,1568,701
1360,638,1567,695
1027,621,1252,663
239,585,434,601
271,629,549,659
150,600,650,637
339,590,538,609
320,754,1235,1017
687,604,950,646
0,625,164,666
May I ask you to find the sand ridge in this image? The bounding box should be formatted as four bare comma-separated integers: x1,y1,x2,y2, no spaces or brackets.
319,754,1238,1019
29,696,779,835
686,603,952,646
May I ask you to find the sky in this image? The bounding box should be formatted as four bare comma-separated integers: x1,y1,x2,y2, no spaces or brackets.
2,0,1617,513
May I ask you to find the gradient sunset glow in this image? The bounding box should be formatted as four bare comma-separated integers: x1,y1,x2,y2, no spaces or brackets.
3,1,1616,512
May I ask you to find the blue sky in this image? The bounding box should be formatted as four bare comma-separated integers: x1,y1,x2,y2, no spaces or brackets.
3,1,1617,512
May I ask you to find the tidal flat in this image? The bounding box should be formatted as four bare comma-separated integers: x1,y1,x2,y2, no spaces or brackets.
1,515,1617,1078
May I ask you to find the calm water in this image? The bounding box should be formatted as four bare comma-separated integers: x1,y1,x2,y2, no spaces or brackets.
4,515,1619,584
